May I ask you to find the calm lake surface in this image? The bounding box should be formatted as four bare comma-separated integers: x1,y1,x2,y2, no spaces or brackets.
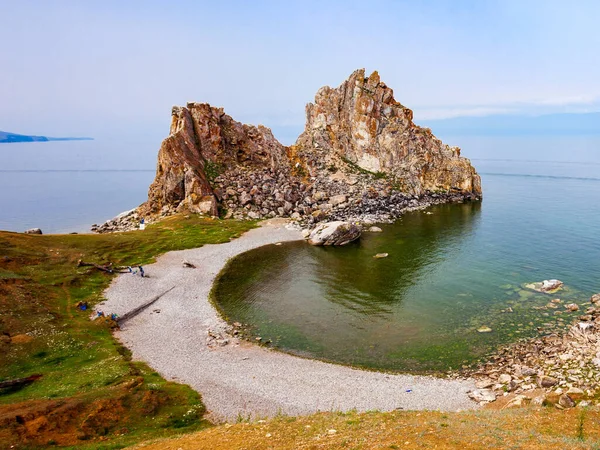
2,135,600,373
0,138,157,233
213,135,600,373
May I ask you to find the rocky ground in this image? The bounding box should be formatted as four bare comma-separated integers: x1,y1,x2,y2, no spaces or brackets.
468,293,600,409
93,166,477,234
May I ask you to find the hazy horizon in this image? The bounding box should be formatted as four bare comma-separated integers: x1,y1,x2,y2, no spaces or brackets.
2,0,600,147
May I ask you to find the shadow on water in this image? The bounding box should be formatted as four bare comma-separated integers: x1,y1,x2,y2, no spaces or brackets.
213,202,496,373
214,162,600,373
307,202,482,316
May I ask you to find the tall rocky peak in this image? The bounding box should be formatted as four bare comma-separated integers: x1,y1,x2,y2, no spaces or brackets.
131,69,481,231
141,102,289,217
294,69,481,195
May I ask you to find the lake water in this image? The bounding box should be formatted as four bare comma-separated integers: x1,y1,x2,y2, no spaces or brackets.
2,135,600,373
0,138,158,233
212,135,600,373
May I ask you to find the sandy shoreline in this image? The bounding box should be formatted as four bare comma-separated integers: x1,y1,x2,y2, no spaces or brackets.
99,219,476,422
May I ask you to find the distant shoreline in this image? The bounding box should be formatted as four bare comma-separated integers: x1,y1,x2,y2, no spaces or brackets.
0,138,94,144
0,130,93,143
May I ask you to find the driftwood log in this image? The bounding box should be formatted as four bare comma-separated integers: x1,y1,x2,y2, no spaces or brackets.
77,260,141,274
0,374,42,389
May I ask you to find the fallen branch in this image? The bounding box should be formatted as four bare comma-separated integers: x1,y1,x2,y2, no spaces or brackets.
77,260,143,274
0,374,42,389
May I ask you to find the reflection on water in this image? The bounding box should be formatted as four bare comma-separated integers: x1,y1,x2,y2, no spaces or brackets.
313,202,482,317
214,172,600,373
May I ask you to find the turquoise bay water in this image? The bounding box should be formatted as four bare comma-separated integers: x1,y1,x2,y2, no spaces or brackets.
214,158,600,373
2,134,600,372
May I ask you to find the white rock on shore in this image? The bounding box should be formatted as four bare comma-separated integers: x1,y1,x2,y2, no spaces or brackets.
307,221,361,246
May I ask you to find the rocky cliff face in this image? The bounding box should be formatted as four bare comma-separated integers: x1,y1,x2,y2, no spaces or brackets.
294,69,481,195
110,70,481,232
141,102,289,217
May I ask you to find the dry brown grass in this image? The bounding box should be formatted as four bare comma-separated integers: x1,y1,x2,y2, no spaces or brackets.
132,406,600,449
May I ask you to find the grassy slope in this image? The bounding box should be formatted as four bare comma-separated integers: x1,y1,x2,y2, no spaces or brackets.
0,215,256,449
133,408,600,449
3,215,600,450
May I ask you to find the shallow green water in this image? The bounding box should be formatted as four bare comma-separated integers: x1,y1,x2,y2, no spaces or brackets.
213,166,600,373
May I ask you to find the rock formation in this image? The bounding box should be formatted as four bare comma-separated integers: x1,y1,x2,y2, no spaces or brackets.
141,103,289,217
98,69,482,232
293,69,481,195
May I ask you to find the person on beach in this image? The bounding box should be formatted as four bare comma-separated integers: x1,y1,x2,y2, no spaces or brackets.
139,266,145,277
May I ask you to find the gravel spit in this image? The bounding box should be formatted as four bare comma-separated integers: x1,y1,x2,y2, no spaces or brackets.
99,219,477,422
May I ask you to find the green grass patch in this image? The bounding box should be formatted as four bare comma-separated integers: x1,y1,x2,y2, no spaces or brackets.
0,215,255,448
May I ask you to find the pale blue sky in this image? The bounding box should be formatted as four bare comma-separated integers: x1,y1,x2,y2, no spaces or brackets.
2,0,600,142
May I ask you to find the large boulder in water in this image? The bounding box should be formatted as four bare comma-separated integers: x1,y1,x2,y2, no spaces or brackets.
307,221,361,246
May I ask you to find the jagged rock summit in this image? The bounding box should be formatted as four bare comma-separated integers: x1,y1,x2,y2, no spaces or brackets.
294,69,481,195
141,103,288,217
103,69,481,232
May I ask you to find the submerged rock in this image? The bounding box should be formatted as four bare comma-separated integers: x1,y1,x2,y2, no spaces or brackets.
368,226,383,232
373,253,389,259
477,326,492,333
307,221,361,246
527,279,564,293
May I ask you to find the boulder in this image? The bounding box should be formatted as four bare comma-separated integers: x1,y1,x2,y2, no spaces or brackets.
24,228,42,235
468,389,496,403
539,376,558,388
307,221,361,246
558,394,576,408
330,194,347,206
240,192,252,205
503,394,529,409
498,374,512,384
